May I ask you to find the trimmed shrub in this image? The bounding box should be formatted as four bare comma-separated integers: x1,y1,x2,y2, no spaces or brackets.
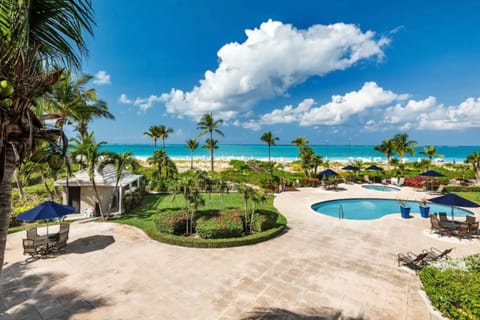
153,211,187,235
298,178,321,187
419,254,480,320
123,184,145,212
445,185,480,193
196,210,243,239
253,209,278,232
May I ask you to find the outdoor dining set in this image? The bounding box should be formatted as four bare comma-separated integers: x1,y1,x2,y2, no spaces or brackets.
22,223,70,259
430,213,478,239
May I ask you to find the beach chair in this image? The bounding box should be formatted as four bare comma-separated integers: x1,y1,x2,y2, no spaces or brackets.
430,184,445,195
423,247,452,262
397,252,429,270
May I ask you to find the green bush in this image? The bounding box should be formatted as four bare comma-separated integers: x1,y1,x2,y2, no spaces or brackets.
196,210,244,239
123,185,145,212
229,160,251,172
252,209,279,232
419,254,480,320
152,211,187,235
444,185,480,193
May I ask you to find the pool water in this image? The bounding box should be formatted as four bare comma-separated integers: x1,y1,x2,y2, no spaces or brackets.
362,184,401,192
311,198,473,220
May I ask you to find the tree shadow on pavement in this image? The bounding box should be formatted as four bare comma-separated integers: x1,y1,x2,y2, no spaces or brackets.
0,261,107,319
240,307,368,320
66,235,115,254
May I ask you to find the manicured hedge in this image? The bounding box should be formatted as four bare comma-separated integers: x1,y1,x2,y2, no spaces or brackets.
253,209,279,232
152,210,187,235
444,185,480,193
419,254,480,320
195,210,243,239
147,212,287,248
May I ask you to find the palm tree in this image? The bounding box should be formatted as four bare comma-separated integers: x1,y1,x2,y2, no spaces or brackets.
291,136,309,148
144,125,162,151
237,184,253,232
147,149,169,178
465,151,480,182
419,145,443,160
74,100,114,142
217,179,229,210
70,132,107,219
0,0,95,272
202,138,219,168
99,151,139,219
260,131,279,162
185,138,199,169
393,133,417,161
250,190,266,233
374,139,396,169
158,125,173,151
197,113,224,172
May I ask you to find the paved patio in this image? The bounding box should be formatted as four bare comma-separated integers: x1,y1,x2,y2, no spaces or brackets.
1,184,479,320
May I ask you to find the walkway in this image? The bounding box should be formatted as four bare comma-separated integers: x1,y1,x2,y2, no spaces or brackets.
1,184,479,319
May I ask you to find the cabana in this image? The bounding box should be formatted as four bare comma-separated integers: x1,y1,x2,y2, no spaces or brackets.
54,164,143,217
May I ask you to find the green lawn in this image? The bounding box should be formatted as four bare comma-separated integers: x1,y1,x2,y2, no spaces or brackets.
115,192,277,233
454,192,480,203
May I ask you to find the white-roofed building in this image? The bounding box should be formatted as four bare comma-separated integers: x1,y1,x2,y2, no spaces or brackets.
54,164,143,217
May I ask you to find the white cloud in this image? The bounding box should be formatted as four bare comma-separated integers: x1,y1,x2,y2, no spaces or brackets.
134,95,163,111
160,20,389,120
118,93,132,104
261,99,315,124
416,97,480,130
299,82,407,126
383,97,437,125
232,119,262,131
93,70,111,85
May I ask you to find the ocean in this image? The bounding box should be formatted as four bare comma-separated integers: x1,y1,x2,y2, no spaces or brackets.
100,144,480,163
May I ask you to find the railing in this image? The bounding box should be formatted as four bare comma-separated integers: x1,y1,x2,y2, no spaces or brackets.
338,204,344,220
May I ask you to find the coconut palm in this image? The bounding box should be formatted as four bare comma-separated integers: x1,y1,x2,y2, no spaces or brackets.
70,132,107,219
158,124,173,151
99,151,139,219
144,125,162,151
250,190,266,232
419,145,443,160
197,113,224,172
260,131,279,162
465,151,480,182
237,184,253,232
148,149,169,178
185,138,199,169
374,139,396,167
74,100,114,142
0,0,95,272
393,133,417,161
291,136,309,147
217,179,229,210
202,138,219,169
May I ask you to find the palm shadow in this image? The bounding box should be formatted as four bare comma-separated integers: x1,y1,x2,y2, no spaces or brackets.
0,261,107,319
66,235,115,254
240,307,368,320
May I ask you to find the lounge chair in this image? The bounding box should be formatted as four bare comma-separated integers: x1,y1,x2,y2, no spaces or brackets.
423,247,452,262
430,184,445,195
391,177,399,185
398,177,405,186
363,175,372,184
398,252,429,270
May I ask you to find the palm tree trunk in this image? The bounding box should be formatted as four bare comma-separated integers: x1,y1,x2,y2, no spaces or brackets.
14,170,23,200
268,145,271,162
190,152,194,169
40,168,55,200
250,203,256,233
0,148,16,274
91,179,105,219
210,131,214,172
162,138,165,151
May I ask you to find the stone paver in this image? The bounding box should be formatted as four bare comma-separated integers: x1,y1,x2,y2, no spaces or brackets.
1,184,479,319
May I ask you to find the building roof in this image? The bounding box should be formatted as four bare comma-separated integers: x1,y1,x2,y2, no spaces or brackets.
54,164,142,187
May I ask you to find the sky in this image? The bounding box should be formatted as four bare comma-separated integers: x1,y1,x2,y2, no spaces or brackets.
80,0,480,146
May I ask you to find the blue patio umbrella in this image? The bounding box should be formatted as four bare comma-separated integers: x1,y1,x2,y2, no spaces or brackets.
16,200,76,234
319,168,338,177
342,165,359,171
420,170,444,191
429,193,480,220
365,165,383,183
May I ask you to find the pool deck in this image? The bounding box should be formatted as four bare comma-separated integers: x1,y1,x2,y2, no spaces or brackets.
1,184,479,319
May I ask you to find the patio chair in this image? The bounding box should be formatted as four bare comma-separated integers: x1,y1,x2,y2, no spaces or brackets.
59,223,70,235
469,222,479,238
430,215,451,236
423,247,453,262
454,223,471,239
23,228,48,259
50,231,69,253
397,252,429,270
438,212,448,222
466,215,476,224
398,177,405,186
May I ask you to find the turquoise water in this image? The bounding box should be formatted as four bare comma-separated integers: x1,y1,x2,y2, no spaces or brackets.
311,198,472,220
362,185,401,192
100,144,480,162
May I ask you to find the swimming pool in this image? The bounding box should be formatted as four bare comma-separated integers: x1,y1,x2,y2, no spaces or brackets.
362,185,401,192
311,198,473,220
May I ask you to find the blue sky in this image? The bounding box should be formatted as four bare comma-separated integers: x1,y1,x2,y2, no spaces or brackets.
81,1,480,146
